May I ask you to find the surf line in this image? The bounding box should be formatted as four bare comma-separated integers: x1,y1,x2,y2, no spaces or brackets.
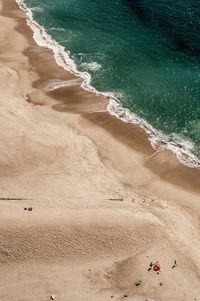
15,0,200,169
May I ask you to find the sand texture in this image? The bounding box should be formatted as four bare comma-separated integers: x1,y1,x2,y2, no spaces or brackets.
0,1,200,300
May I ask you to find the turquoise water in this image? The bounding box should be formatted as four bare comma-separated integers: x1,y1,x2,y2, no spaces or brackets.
22,0,200,161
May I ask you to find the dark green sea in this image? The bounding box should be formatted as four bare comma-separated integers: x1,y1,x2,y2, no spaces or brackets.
17,0,200,166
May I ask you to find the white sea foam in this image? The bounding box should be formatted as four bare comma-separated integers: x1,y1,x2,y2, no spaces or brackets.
15,0,200,169
30,6,43,13
44,78,82,92
80,62,102,71
49,27,65,32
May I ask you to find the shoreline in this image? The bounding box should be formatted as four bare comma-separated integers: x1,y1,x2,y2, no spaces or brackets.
0,0,199,205
15,0,200,170
1,1,200,300
6,0,200,198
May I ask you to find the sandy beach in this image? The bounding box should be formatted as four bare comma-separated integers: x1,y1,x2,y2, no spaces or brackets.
0,0,200,300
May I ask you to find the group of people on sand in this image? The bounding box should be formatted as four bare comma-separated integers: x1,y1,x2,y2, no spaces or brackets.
148,260,177,273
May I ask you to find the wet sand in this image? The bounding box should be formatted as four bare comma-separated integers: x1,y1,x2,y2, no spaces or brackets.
0,0,200,300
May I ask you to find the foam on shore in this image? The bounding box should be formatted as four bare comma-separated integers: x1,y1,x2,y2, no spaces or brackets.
15,0,200,169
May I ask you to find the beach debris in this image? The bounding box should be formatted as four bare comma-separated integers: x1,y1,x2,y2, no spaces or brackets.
50,295,56,300
0,197,29,201
135,280,142,287
111,296,114,298
172,260,177,268
123,295,128,298
108,198,123,202
24,207,27,210
159,282,163,286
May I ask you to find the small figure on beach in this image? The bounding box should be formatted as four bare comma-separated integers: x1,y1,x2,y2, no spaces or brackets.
148,262,153,271
135,280,142,287
24,207,32,211
172,260,177,268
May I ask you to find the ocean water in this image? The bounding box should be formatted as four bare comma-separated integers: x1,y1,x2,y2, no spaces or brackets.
19,0,200,166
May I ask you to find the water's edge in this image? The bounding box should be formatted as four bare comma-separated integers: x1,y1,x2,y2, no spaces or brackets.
15,0,200,169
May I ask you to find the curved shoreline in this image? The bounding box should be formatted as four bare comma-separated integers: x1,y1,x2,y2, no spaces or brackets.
15,0,200,169
2,0,199,197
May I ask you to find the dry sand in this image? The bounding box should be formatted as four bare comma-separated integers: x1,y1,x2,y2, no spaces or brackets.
0,0,200,300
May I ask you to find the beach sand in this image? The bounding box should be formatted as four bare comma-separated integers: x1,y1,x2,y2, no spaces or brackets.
0,0,200,300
